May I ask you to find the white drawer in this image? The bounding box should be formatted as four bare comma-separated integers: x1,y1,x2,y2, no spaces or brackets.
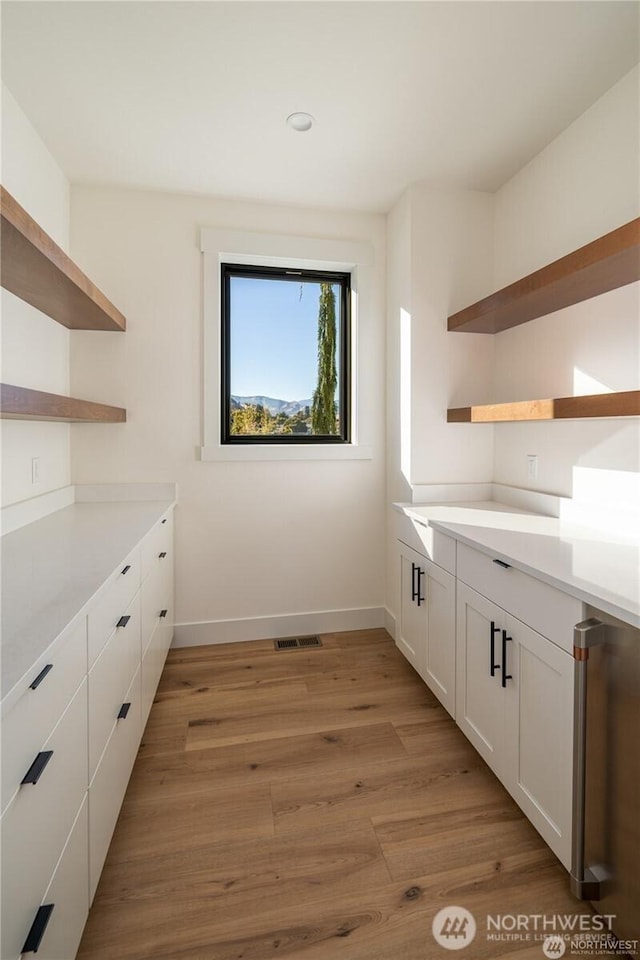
88,591,141,780
395,512,456,574
0,681,87,960
88,550,141,668
18,798,89,960
457,542,583,652
141,557,173,655
141,511,173,584
89,665,141,902
1,617,87,816
141,589,173,728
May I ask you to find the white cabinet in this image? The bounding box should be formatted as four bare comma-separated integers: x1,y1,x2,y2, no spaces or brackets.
0,679,88,960
396,527,456,717
456,580,574,868
397,542,426,675
456,584,505,774
89,665,142,901
28,799,90,960
1,499,175,960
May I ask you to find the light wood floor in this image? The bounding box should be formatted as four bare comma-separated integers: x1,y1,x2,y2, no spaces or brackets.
78,629,587,960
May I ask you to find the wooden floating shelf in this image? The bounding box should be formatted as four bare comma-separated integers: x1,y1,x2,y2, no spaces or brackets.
0,384,127,423
1,186,126,332
448,390,640,423
448,218,640,334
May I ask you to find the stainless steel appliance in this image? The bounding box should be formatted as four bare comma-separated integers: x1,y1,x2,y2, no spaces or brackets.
572,609,640,942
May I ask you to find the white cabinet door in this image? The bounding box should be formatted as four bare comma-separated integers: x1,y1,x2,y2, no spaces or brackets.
457,585,575,869
397,543,427,677
30,798,90,960
89,665,142,903
504,614,574,869
456,583,506,779
423,558,456,717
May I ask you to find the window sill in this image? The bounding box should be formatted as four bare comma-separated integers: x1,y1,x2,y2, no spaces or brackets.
200,444,373,462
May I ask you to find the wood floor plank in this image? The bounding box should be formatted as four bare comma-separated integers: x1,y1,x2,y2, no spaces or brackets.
272,732,483,835
79,820,392,959
84,864,586,960
126,722,409,803
184,698,440,751
393,715,462,753
182,676,440,750
104,782,275,865
78,629,587,960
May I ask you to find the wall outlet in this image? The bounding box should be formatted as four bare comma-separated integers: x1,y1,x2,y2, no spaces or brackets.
527,454,538,482
31,457,40,484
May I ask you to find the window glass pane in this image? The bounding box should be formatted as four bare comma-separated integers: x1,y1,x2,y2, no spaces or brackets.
226,272,346,439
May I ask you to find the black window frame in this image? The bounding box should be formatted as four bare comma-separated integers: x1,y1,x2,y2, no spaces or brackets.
220,262,352,445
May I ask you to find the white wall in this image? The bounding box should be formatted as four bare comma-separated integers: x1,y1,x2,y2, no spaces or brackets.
491,66,640,498
409,185,495,485
69,186,387,642
1,86,71,507
385,183,495,626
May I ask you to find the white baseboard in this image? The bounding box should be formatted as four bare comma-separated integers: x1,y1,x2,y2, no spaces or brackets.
172,606,386,648
384,607,396,640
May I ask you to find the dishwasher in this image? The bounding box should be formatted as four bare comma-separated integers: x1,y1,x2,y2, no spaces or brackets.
572,608,640,944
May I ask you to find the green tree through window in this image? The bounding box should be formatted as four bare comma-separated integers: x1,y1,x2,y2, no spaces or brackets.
311,283,338,435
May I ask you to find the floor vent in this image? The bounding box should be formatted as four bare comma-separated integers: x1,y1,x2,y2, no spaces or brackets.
274,635,322,651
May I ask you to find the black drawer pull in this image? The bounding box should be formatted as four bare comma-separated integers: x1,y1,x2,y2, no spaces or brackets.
21,751,54,785
162,518,167,524
410,562,418,603
121,564,131,575
416,567,425,606
30,664,53,690
158,551,167,559
493,558,511,569
501,630,513,688
117,615,131,628
159,609,168,619
22,903,54,953
490,622,500,677
118,702,131,720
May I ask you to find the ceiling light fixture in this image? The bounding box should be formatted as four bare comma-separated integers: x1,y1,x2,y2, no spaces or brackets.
286,112,314,132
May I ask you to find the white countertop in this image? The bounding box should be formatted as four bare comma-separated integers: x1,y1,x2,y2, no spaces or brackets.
1,498,175,700
395,500,640,629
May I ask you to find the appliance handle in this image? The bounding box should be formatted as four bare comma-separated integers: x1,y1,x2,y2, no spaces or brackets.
570,618,605,900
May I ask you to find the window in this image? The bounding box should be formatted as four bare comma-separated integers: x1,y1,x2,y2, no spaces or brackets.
200,226,374,462
220,263,351,444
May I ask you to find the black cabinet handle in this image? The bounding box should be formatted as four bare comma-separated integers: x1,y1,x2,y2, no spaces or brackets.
21,751,53,785
490,622,500,677
116,615,131,628
416,567,425,607
121,564,131,575
21,903,54,954
30,664,53,690
117,702,131,720
158,551,167,559
493,558,511,569
501,630,513,688
159,609,168,618
411,562,418,603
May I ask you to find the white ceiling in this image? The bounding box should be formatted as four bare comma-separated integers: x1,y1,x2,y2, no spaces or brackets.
2,1,638,213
